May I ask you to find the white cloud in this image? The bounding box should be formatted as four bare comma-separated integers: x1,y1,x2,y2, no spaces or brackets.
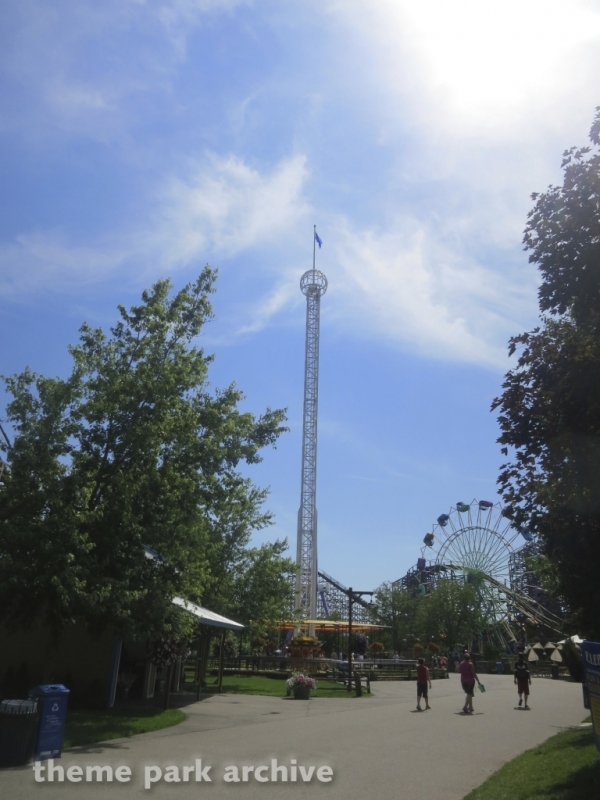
159,0,250,52
0,0,249,141
234,276,299,335
48,85,109,112
153,153,310,264
324,216,537,368
0,153,310,298
0,152,538,368
0,232,129,299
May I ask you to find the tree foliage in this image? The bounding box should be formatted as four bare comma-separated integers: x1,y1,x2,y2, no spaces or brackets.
0,268,288,639
371,579,482,654
369,581,420,651
493,109,600,638
216,539,295,632
416,579,481,653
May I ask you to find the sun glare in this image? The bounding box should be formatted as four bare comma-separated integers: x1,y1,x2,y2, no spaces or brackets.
377,0,600,127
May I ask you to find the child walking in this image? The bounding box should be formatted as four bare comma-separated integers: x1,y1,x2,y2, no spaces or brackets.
416,657,432,711
514,655,531,708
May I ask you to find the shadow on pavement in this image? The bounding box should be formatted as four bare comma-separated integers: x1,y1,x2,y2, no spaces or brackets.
453,711,484,716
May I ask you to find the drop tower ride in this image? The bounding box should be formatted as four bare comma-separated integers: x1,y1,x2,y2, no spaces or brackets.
295,227,328,630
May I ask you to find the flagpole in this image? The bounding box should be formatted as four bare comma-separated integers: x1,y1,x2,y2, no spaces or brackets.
313,224,316,270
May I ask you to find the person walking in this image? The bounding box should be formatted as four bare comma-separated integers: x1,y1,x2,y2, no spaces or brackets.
452,649,459,672
416,657,432,711
514,655,531,708
458,652,481,713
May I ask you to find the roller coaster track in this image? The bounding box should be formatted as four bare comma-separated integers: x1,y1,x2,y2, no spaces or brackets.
444,562,565,639
318,569,371,609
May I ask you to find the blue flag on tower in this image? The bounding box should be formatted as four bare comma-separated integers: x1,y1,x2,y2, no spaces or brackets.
315,230,323,248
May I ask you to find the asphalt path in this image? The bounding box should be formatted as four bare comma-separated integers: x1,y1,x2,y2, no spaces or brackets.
0,675,587,799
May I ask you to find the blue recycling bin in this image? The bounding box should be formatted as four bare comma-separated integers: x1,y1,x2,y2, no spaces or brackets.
29,685,70,761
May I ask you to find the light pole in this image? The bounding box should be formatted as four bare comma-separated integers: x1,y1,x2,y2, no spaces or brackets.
347,587,373,692
392,582,397,655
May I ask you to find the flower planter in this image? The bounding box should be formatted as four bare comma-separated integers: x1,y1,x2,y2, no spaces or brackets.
287,672,316,698
293,685,311,700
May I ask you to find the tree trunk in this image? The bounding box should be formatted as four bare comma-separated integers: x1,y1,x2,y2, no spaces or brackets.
163,663,174,711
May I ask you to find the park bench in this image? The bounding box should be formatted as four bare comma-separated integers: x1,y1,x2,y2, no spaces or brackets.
326,665,370,694
368,667,413,681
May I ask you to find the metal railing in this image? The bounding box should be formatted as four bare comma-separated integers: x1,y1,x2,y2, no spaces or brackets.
200,655,419,676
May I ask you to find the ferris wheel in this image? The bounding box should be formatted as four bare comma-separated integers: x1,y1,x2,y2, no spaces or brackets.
424,500,524,584
420,499,528,634
393,498,565,645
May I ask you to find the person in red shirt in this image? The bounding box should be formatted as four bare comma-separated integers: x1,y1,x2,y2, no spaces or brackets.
416,658,432,711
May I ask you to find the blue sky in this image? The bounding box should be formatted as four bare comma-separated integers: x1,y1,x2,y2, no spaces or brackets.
2,0,600,591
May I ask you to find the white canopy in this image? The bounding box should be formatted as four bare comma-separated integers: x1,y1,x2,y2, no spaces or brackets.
173,597,244,631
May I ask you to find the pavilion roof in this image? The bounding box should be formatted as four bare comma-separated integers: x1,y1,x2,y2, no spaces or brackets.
173,597,244,631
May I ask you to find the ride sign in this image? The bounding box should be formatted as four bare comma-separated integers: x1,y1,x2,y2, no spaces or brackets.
581,641,600,753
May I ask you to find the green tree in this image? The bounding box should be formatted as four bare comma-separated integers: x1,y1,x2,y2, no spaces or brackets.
0,268,287,640
416,579,481,653
221,540,295,637
493,109,600,638
370,581,422,652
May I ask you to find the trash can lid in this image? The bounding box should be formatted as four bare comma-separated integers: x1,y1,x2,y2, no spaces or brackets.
29,684,70,696
0,699,38,715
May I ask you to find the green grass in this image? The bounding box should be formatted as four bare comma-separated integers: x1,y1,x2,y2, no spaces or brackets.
464,725,600,800
64,706,186,749
198,674,360,698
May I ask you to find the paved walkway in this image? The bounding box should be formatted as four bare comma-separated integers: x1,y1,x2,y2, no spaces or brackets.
0,675,587,799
